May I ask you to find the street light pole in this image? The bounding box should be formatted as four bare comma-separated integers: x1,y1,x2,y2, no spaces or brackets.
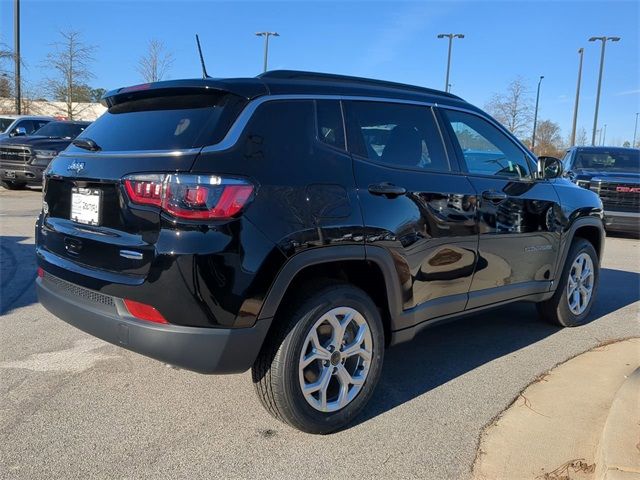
633,113,639,148
255,31,279,73
589,36,621,146
570,48,584,146
531,75,544,154
602,124,607,145
13,0,21,115
437,33,464,92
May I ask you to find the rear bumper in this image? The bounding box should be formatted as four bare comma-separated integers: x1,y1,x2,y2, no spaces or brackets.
604,210,640,233
36,273,271,374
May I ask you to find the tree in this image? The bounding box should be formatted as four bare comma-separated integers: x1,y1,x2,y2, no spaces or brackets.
575,127,588,146
0,76,11,98
485,77,533,140
534,119,564,157
43,30,96,119
623,141,631,148
136,39,174,83
91,87,106,102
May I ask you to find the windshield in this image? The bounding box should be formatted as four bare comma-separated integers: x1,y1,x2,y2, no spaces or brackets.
34,122,88,139
0,118,14,133
575,149,639,171
66,92,245,152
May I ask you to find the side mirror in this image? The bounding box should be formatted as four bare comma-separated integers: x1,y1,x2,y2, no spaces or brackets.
537,156,563,179
11,126,27,137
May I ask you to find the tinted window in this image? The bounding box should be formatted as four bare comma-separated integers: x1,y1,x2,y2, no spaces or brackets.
15,120,36,134
345,101,448,171
0,118,13,133
574,149,639,171
442,109,532,179
33,122,87,139
562,150,573,170
316,100,345,150
67,93,245,152
33,120,50,131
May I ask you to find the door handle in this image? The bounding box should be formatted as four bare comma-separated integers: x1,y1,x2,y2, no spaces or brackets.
368,182,407,198
481,190,508,202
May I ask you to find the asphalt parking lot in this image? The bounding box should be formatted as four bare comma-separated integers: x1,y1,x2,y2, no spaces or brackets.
1,187,639,480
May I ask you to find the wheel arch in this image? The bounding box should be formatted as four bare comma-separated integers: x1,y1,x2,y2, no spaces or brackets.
257,245,404,345
554,216,605,282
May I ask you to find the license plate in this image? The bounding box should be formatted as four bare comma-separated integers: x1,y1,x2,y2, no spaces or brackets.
71,187,101,225
4,170,15,179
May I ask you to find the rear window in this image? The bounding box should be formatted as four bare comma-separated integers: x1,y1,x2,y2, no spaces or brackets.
34,122,86,139
67,93,246,152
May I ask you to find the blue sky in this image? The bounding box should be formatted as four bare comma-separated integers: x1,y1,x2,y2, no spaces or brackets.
1,0,639,144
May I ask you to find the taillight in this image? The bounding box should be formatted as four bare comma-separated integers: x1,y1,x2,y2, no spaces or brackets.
123,174,254,220
124,174,164,207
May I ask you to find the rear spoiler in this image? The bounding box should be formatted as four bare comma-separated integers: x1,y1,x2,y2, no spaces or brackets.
101,78,269,108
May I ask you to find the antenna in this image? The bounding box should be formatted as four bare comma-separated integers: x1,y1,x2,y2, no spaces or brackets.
195,34,211,78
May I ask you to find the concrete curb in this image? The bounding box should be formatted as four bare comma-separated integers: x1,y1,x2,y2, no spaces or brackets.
595,367,640,480
472,339,640,480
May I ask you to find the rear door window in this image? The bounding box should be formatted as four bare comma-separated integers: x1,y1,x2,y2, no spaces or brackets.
344,101,449,171
67,93,245,152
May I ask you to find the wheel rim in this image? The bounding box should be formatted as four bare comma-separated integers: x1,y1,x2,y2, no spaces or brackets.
298,306,373,413
566,252,595,315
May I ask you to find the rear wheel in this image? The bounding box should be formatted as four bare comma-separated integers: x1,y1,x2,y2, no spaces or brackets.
252,282,384,434
1,180,26,190
537,238,599,327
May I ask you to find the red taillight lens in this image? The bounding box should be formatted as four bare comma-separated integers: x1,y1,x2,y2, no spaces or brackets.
37,267,44,278
123,299,168,324
124,175,164,207
123,174,254,220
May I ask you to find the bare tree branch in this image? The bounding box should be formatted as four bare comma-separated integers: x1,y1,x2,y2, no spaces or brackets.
535,119,564,157
485,77,534,140
136,39,174,83
42,30,96,120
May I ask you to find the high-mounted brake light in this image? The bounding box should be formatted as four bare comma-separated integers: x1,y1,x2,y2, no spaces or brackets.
123,299,168,324
123,174,254,220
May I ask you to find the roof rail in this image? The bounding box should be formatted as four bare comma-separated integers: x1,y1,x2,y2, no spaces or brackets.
258,70,461,99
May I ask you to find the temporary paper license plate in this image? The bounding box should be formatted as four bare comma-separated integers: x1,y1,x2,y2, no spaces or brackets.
71,187,101,225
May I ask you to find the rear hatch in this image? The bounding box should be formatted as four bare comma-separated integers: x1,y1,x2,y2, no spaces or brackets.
39,81,263,279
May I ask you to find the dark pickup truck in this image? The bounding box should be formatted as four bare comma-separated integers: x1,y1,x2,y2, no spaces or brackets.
563,146,639,234
0,121,90,190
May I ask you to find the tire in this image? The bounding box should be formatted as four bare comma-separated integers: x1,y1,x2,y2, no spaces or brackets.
252,281,385,434
0,180,26,190
537,238,599,327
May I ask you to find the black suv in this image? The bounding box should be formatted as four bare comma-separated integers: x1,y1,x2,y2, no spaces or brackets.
36,71,604,433
563,146,639,233
0,121,90,189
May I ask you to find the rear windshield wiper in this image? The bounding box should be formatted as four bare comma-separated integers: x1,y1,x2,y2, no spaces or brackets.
72,138,102,152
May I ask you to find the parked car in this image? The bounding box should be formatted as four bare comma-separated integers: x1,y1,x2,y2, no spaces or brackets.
0,115,53,139
563,146,639,234
36,71,604,433
0,120,90,189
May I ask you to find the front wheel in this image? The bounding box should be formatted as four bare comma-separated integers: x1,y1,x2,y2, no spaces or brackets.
537,238,599,327
252,283,384,434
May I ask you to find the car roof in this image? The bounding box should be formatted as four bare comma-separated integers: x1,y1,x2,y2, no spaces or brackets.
46,120,91,125
0,115,54,120
102,70,476,111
